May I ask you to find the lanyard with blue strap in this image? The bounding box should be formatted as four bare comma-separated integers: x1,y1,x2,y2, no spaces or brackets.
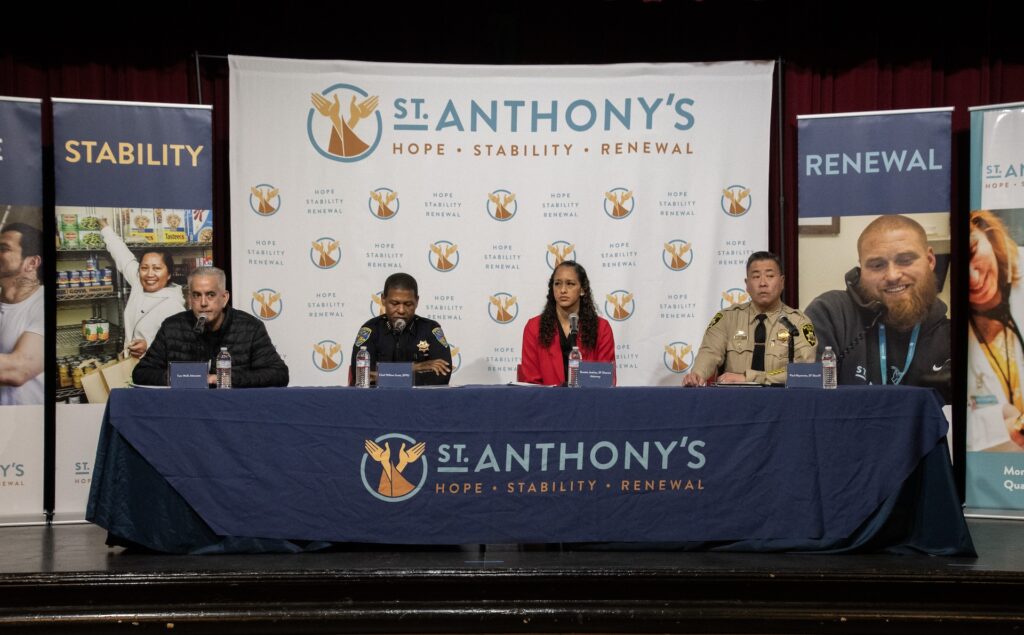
878,322,921,385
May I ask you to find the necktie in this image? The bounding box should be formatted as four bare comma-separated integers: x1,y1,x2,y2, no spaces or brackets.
751,314,767,371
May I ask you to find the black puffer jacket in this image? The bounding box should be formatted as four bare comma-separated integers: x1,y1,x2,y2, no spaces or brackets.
133,308,289,387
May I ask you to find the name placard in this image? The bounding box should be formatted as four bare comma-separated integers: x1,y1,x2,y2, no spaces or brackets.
579,362,615,388
377,363,414,388
786,363,823,389
169,362,209,389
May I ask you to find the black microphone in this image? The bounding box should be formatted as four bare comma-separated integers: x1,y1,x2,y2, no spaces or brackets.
391,318,407,334
390,318,407,362
779,316,799,363
193,315,208,334
568,312,579,347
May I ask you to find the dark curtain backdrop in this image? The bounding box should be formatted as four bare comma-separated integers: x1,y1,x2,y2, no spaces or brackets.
3,0,1022,495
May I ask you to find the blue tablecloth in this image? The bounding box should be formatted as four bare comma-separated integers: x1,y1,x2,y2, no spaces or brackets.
86,385,974,555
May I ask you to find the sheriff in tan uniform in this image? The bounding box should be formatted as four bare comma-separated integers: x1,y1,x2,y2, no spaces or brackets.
684,251,817,386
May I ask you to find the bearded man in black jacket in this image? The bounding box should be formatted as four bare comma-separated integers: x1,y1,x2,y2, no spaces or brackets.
805,215,950,402
132,266,289,387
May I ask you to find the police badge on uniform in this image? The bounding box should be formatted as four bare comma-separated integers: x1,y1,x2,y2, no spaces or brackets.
802,323,817,346
432,327,449,348
417,340,430,353
354,326,373,347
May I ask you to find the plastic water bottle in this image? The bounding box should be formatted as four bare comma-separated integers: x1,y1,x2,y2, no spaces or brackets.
356,346,371,388
568,346,582,387
822,346,837,390
216,347,232,389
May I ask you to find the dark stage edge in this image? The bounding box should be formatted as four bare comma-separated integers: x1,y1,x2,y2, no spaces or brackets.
1,519,1022,634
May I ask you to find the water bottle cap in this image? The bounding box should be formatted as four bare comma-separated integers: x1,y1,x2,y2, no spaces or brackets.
220,346,228,351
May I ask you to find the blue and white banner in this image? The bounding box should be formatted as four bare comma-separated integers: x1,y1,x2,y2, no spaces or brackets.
53,100,212,209
0,96,44,524
796,109,953,345
798,109,951,218
965,102,1024,511
229,57,774,387
52,99,213,521
0,97,43,207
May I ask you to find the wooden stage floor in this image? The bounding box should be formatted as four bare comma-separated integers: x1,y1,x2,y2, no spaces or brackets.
0,518,1022,633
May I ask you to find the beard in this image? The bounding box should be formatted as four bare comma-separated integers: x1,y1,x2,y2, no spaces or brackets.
859,272,938,331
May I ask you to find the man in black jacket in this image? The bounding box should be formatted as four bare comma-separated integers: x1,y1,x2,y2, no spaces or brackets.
133,266,289,387
805,215,950,402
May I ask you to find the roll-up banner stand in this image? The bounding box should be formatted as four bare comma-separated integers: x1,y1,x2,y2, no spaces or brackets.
0,96,45,525
964,101,1024,517
51,98,213,522
796,108,953,431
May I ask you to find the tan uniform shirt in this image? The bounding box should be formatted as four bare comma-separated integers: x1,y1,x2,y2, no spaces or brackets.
690,302,817,385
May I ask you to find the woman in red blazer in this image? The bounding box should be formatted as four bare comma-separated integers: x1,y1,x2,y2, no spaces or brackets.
519,261,616,385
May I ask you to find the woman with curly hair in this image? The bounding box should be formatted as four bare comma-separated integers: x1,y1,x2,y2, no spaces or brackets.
519,261,616,385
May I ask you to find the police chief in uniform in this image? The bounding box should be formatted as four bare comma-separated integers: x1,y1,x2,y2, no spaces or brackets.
349,272,452,386
684,251,816,386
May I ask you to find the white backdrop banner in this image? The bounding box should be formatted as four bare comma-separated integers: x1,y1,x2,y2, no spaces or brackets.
229,57,773,386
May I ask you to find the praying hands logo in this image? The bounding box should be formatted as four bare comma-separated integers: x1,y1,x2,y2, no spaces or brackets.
546,241,576,269
605,290,635,321
363,436,427,500
369,188,399,219
310,237,341,269
488,293,518,324
312,340,342,372
251,289,282,320
249,185,280,216
370,293,385,317
308,85,382,162
663,240,693,271
486,189,517,221
664,342,694,373
720,288,749,309
603,187,635,219
429,241,459,271
721,185,751,217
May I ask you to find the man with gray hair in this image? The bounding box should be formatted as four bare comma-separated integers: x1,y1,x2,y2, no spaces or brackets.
133,266,289,387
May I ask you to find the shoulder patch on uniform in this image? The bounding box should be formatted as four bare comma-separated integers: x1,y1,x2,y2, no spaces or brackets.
802,323,817,347
432,327,449,348
707,312,724,330
354,326,373,348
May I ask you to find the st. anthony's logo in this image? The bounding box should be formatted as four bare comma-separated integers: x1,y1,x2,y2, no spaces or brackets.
486,189,517,221
308,84,382,162
310,237,341,269
370,293,386,317
368,187,399,219
312,340,343,372
450,344,462,373
488,292,519,324
720,287,749,309
428,240,459,271
249,184,281,216
603,187,635,219
721,185,751,217
546,241,576,270
663,240,693,271
664,341,695,373
361,434,428,502
251,289,282,320
604,290,635,321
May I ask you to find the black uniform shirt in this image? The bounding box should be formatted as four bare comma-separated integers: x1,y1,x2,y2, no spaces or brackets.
349,315,453,386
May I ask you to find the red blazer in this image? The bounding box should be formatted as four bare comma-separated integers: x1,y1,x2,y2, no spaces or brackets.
519,315,616,385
